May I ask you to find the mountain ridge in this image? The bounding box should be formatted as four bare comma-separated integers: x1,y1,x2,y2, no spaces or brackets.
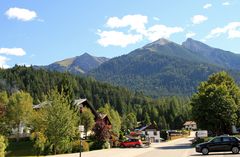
182,38,240,70
34,38,240,97
89,38,240,97
37,53,109,74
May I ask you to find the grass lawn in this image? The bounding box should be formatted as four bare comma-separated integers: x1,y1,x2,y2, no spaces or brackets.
6,140,41,157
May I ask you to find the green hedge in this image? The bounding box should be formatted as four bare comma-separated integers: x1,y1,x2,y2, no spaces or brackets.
0,135,6,157
72,140,89,153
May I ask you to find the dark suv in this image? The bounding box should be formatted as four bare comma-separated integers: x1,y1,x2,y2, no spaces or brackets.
196,136,240,155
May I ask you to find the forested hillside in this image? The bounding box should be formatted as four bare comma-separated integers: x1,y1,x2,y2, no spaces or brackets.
90,38,240,97
0,66,191,129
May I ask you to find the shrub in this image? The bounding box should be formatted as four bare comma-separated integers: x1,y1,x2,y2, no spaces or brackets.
72,140,89,153
112,141,120,148
102,141,110,149
90,141,104,151
30,132,47,155
0,135,6,157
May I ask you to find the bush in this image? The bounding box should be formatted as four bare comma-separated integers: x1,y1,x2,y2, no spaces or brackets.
0,135,7,157
90,141,104,151
72,140,89,153
30,132,47,155
102,141,110,149
112,141,120,148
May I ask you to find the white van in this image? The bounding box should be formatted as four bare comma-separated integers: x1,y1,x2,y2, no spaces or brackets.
196,130,208,138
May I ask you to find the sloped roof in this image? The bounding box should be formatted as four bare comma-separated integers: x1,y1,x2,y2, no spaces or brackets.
136,124,159,131
73,98,99,118
183,121,196,126
33,101,50,109
73,98,87,105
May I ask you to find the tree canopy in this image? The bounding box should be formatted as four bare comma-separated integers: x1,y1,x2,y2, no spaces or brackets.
191,71,240,134
31,89,78,154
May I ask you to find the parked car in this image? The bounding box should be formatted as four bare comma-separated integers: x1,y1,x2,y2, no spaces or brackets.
195,136,240,155
120,139,143,148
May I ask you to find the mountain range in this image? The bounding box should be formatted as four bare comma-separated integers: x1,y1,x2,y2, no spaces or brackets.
37,38,240,97
38,53,109,74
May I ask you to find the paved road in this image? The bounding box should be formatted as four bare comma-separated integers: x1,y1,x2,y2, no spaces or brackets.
49,132,240,157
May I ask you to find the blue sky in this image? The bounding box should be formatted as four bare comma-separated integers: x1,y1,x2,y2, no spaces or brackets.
0,0,240,67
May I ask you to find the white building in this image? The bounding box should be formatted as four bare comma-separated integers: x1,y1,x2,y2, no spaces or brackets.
136,125,161,143
183,121,197,130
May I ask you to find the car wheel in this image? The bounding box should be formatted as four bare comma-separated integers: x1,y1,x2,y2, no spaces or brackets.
135,144,140,148
201,148,209,155
232,147,239,154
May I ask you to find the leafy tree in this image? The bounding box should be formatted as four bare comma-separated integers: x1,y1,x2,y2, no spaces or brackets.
0,91,10,136
191,72,240,134
121,113,138,130
79,108,95,136
92,119,110,142
7,91,33,141
98,104,121,136
31,89,78,154
44,89,78,154
0,91,8,109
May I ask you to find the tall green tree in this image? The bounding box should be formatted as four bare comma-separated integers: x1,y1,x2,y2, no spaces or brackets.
0,91,10,136
44,89,78,154
7,91,33,141
121,113,138,130
143,112,151,126
0,91,8,109
191,71,240,134
31,89,78,154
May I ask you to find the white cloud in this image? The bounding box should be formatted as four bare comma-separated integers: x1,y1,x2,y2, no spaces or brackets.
0,48,26,56
146,25,184,41
98,14,184,47
222,2,230,6
206,22,240,39
153,17,160,21
97,30,142,47
191,15,208,24
106,14,147,34
5,7,37,21
203,3,212,9
0,56,10,69
186,32,196,38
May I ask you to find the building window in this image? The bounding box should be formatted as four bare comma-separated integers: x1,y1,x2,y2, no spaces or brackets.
145,131,148,135
154,131,157,136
